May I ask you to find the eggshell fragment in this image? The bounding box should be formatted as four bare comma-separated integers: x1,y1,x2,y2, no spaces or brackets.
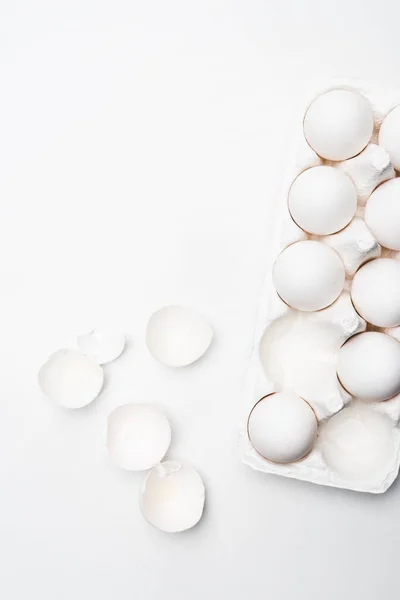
338,144,395,206
107,404,171,471
140,461,205,533
77,329,126,364
324,217,381,278
320,404,395,481
337,332,400,402
273,241,345,312
378,105,400,170
38,349,104,409
365,178,400,250
351,258,400,328
146,306,213,367
248,392,318,464
288,166,356,235
303,89,374,161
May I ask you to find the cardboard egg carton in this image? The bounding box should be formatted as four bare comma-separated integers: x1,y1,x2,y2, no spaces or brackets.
239,80,400,493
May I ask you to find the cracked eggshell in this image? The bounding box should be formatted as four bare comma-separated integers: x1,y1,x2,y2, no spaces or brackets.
351,258,400,328
303,89,374,161
324,217,381,278
140,461,205,533
288,166,356,235
146,306,213,367
248,392,318,464
77,329,126,364
272,241,345,312
338,144,395,206
365,178,400,251
38,349,104,409
378,105,400,171
107,404,171,471
337,332,400,402
319,403,395,481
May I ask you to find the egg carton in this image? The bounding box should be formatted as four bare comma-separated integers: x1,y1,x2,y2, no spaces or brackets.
239,79,400,493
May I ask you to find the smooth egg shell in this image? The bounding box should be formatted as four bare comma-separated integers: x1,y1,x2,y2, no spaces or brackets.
337,332,400,402
77,328,126,364
248,392,318,464
146,305,213,367
365,178,400,251
107,404,171,471
38,349,104,409
140,461,205,533
288,166,357,235
351,258,400,328
273,241,345,312
378,105,400,171
303,89,374,161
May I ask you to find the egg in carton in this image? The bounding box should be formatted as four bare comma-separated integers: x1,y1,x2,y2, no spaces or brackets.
239,80,400,493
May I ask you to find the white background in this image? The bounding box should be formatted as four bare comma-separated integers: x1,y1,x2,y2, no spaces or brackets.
1,1,400,599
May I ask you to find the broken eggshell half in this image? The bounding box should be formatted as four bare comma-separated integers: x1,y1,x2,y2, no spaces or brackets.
38,349,104,409
107,404,171,471
140,460,205,533
146,305,213,367
77,328,126,364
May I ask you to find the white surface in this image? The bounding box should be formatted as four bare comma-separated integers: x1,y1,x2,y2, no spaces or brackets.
2,1,400,599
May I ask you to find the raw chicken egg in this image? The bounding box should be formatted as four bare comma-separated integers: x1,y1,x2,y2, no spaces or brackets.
247,392,318,464
303,89,374,161
273,240,345,311
351,258,400,327
365,178,400,250
288,166,357,235
378,105,400,170
337,332,400,401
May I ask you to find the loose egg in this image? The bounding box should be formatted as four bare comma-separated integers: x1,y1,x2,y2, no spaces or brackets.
248,392,317,463
351,258,400,327
303,89,374,161
273,241,345,311
378,105,400,170
107,404,171,471
337,332,400,401
77,328,126,364
38,349,104,409
140,461,205,533
146,305,213,367
288,166,357,235
365,178,400,250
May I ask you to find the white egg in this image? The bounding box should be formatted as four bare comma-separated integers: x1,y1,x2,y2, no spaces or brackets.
378,105,400,170
351,258,400,328
248,392,318,463
320,403,395,481
273,241,345,312
146,305,213,367
38,349,104,409
140,461,205,533
107,404,171,471
337,332,400,401
288,166,357,235
303,89,374,161
77,328,126,364
365,178,400,250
